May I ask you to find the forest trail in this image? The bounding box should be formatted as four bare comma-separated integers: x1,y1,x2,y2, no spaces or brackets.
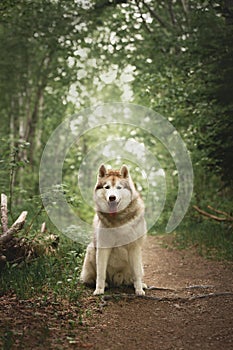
84,235,233,350
1,235,233,349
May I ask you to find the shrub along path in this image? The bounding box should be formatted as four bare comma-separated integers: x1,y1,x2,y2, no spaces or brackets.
1,235,233,349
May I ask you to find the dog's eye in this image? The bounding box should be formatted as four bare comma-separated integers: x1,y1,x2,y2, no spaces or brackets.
104,185,110,189
116,186,122,190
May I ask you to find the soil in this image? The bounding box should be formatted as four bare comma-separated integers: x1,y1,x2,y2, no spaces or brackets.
1,235,233,350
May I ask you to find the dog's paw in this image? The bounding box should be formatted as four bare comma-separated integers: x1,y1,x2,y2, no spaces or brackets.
135,289,145,296
93,288,104,295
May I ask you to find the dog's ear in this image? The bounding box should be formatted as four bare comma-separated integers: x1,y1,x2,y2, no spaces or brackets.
120,165,129,179
98,164,107,178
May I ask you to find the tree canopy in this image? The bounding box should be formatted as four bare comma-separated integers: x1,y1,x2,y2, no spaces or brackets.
0,0,232,234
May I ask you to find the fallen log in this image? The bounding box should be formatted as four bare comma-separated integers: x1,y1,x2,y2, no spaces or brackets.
0,194,28,263
0,193,58,264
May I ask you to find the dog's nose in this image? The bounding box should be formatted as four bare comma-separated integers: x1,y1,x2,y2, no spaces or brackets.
109,195,116,202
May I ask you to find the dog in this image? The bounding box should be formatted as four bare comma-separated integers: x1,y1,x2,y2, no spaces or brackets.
80,164,147,295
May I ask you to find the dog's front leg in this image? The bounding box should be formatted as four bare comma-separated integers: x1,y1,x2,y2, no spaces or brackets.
129,247,145,296
94,248,111,295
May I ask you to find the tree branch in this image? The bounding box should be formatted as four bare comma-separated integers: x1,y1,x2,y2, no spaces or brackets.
8,211,28,235
41,222,46,233
207,205,233,219
135,0,153,34
168,0,176,26
180,0,189,14
141,0,170,29
193,205,233,222
0,211,27,244
100,291,233,306
179,0,190,24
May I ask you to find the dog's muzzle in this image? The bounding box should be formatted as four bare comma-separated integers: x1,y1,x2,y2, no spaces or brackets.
108,196,118,214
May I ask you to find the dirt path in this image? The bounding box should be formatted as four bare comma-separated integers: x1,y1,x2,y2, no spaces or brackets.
1,235,233,349
83,236,233,350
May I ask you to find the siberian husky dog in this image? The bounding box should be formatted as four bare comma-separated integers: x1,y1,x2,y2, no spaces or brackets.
80,164,147,296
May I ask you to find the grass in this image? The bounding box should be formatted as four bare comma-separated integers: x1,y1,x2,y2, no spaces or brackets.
174,219,233,260
0,237,85,301
0,238,88,350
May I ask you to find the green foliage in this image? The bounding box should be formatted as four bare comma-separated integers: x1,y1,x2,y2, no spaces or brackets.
133,1,233,187
0,0,232,267
0,237,85,301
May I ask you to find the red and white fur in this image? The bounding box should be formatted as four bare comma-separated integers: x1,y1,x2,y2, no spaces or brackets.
80,164,147,295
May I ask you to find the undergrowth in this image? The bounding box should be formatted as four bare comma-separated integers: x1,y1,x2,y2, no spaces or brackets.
0,236,85,301
174,219,233,261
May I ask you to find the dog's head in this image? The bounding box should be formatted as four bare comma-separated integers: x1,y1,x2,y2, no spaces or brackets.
94,164,137,214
